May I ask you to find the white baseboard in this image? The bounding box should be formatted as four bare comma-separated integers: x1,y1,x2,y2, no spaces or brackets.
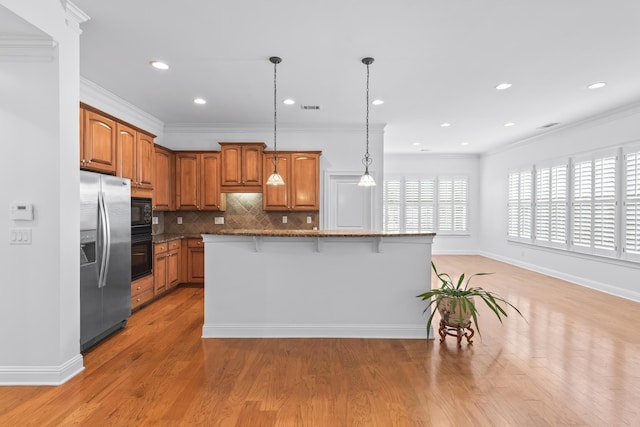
0,354,84,386
202,323,433,339
478,250,640,303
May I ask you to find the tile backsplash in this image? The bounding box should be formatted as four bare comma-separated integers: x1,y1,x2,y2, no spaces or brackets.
156,193,319,234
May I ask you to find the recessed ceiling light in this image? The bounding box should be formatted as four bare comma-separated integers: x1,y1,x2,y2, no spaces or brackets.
412,142,421,146
372,99,384,105
461,142,469,146
587,82,607,89
440,122,451,127
283,99,295,105
504,122,515,127
193,98,206,105
495,83,512,90
150,61,169,70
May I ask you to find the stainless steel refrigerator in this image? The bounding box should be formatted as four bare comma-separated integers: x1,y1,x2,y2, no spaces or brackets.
80,171,132,351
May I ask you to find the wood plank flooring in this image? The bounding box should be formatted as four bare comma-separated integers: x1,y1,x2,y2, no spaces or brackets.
1,255,639,426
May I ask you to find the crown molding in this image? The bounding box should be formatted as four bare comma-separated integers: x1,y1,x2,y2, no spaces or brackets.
62,1,90,34
484,99,640,157
164,122,386,135
80,77,164,137
0,37,56,62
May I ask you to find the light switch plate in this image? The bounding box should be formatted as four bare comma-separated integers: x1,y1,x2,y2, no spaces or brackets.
282,216,287,224
214,217,224,224
10,228,31,245
307,216,312,224
177,217,183,224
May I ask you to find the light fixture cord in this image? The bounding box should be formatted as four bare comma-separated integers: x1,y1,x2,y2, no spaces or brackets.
273,59,278,171
364,61,371,171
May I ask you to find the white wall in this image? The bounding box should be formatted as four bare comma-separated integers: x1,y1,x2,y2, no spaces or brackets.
0,0,84,384
385,153,481,254
480,103,640,302
163,124,385,230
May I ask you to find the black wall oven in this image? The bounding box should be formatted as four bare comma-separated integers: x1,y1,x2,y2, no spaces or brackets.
131,198,153,280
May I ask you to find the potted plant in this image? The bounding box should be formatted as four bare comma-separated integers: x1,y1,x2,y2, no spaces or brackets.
416,261,524,339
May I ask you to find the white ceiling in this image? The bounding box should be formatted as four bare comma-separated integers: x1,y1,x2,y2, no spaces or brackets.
9,1,640,153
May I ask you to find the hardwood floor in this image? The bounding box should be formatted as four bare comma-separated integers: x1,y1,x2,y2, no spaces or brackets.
1,255,639,426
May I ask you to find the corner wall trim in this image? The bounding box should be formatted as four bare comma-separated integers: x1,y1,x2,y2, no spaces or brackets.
0,354,84,386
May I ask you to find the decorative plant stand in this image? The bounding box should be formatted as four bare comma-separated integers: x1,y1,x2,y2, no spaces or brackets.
438,319,475,345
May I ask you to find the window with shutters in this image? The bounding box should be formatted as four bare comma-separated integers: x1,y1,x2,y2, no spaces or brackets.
623,147,640,262
507,170,532,242
535,164,568,247
570,153,617,256
508,146,640,264
383,176,467,234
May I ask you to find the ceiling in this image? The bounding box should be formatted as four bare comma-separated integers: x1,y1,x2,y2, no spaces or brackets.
9,1,640,153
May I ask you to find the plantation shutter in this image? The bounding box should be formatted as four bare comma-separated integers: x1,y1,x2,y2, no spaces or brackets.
405,179,435,232
593,156,617,252
508,172,520,238
383,179,401,232
438,177,467,233
519,171,533,239
623,149,640,260
572,159,592,248
550,165,568,245
535,167,551,242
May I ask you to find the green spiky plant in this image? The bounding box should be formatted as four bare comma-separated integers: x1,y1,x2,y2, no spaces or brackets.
416,261,524,338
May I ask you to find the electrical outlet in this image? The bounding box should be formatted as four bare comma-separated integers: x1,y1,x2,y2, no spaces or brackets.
214,217,224,225
177,217,183,224
282,216,287,224
152,216,159,225
306,216,312,224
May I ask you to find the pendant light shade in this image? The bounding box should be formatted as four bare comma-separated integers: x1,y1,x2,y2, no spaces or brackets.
358,57,376,187
267,56,285,186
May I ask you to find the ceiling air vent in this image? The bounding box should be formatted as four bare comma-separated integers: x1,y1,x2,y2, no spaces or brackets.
300,105,321,110
538,122,559,129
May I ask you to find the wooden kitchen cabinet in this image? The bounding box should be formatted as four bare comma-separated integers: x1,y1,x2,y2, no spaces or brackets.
131,274,154,310
182,238,204,284
220,142,266,192
154,240,181,296
80,108,117,174
175,151,225,211
263,151,321,211
153,145,174,210
116,123,154,198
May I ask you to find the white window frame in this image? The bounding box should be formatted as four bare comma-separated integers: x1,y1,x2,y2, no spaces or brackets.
569,149,619,258
507,169,533,243
383,175,469,235
622,145,640,262
533,162,569,249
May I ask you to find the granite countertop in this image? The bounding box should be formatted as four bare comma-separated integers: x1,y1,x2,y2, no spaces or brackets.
201,229,436,238
152,233,202,243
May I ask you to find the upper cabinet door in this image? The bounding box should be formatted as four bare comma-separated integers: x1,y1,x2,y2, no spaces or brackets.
262,153,290,210
200,152,225,211
136,133,154,190
290,153,320,211
82,110,117,174
241,145,263,186
153,145,174,211
175,152,200,210
220,145,242,186
116,123,136,184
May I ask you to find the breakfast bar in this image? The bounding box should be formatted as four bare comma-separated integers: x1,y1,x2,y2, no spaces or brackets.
201,230,436,339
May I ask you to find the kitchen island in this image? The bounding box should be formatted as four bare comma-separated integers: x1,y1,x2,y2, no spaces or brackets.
201,230,436,339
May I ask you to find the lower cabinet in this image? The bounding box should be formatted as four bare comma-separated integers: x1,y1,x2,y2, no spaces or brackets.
131,274,154,310
183,238,204,284
154,240,181,297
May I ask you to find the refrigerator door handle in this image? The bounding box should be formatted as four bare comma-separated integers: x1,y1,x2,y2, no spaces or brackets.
98,192,111,288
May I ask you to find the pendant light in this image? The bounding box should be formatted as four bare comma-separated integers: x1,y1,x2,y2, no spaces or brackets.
358,57,376,187
266,56,285,186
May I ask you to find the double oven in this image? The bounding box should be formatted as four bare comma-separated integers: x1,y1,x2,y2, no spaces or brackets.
131,197,153,280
